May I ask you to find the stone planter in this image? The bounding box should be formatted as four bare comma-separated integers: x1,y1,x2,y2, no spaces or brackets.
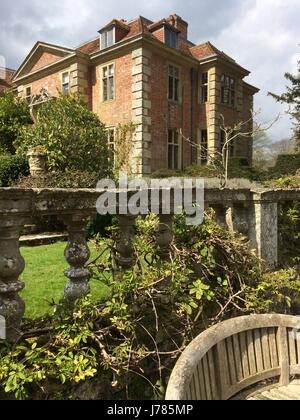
27,151,47,177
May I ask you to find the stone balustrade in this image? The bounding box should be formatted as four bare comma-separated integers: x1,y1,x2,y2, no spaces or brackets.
0,186,299,342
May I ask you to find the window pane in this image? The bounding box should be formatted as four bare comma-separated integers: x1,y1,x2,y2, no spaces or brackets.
101,32,107,49
107,29,114,47
174,78,179,101
109,65,114,76
174,146,179,169
202,72,208,85
168,145,173,169
103,78,108,101
103,67,108,78
62,72,69,84
109,77,114,100
168,76,174,100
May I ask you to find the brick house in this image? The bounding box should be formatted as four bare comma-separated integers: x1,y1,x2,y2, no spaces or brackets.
0,68,15,96
12,14,259,175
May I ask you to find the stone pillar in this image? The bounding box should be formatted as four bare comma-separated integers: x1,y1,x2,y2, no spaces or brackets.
70,61,89,104
226,203,249,235
131,47,152,176
116,215,136,269
0,218,26,343
208,66,221,160
248,194,278,267
62,214,91,303
157,215,174,260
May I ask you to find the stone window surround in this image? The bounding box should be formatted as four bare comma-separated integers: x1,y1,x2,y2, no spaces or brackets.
168,128,182,170
60,69,71,95
99,61,115,103
168,62,181,103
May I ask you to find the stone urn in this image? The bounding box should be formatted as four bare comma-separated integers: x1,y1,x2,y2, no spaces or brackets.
27,149,47,177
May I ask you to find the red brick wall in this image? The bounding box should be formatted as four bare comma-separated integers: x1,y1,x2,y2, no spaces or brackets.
149,52,193,171
30,52,65,73
28,71,66,96
152,28,165,43
92,53,132,126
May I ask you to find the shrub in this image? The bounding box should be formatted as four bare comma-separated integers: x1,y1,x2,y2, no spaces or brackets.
0,92,32,154
15,94,111,177
270,153,300,178
0,154,29,187
183,164,219,178
150,168,181,178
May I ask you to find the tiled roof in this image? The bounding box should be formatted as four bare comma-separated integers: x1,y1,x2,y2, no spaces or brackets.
0,68,15,84
77,38,100,54
76,18,239,67
190,42,236,63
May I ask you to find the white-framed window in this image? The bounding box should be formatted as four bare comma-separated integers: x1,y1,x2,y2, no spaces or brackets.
25,86,32,105
168,129,181,170
61,72,70,95
165,28,178,49
106,127,116,164
168,65,180,102
221,74,235,106
200,72,208,103
102,64,115,102
100,27,115,50
200,129,208,164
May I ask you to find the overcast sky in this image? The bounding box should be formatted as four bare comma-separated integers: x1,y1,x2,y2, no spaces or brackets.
0,0,299,142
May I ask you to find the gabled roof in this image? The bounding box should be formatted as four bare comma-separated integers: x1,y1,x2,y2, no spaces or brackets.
190,41,236,63
13,41,75,81
148,19,181,33
98,18,131,33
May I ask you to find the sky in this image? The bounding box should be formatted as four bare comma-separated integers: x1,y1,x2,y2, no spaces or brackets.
0,0,299,142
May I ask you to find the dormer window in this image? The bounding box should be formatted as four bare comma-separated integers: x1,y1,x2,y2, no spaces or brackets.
100,27,115,50
165,28,178,48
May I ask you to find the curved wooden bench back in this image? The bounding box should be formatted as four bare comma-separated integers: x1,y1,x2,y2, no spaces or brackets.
166,314,300,400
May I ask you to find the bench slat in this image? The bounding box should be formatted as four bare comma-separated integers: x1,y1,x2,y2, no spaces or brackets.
233,333,244,382
203,353,212,400
239,332,250,378
216,341,230,400
207,348,219,400
261,328,272,370
253,329,264,372
269,327,279,368
288,329,297,366
226,336,237,384
247,330,257,375
193,364,202,400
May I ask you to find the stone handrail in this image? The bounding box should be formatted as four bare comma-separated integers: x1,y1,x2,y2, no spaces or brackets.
0,187,299,342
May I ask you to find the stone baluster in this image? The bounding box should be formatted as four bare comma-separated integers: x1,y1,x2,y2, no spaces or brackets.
61,213,91,303
116,215,136,269
248,193,278,267
226,203,249,235
157,215,174,260
0,217,26,343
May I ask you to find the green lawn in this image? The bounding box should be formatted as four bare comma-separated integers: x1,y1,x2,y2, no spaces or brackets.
20,242,111,319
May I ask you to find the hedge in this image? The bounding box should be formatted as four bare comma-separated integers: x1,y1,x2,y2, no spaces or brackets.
0,155,29,187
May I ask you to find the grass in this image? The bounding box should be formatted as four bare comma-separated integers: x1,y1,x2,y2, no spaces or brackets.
20,241,111,319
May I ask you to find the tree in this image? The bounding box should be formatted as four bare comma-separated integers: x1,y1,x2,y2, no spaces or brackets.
0,91,32,154
16,94,111,176
269,56,300,149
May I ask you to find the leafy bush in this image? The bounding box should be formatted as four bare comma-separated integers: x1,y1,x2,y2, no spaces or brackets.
15,94,111,177
183,164,219,178
0,92,32,154
0,214,299,400
0,154,29,187
150,168,181,178
269,153,300,178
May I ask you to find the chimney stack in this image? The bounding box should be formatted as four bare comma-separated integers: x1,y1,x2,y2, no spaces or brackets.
167,14,188,40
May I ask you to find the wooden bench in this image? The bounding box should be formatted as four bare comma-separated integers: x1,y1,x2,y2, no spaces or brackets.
166,314,300,400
